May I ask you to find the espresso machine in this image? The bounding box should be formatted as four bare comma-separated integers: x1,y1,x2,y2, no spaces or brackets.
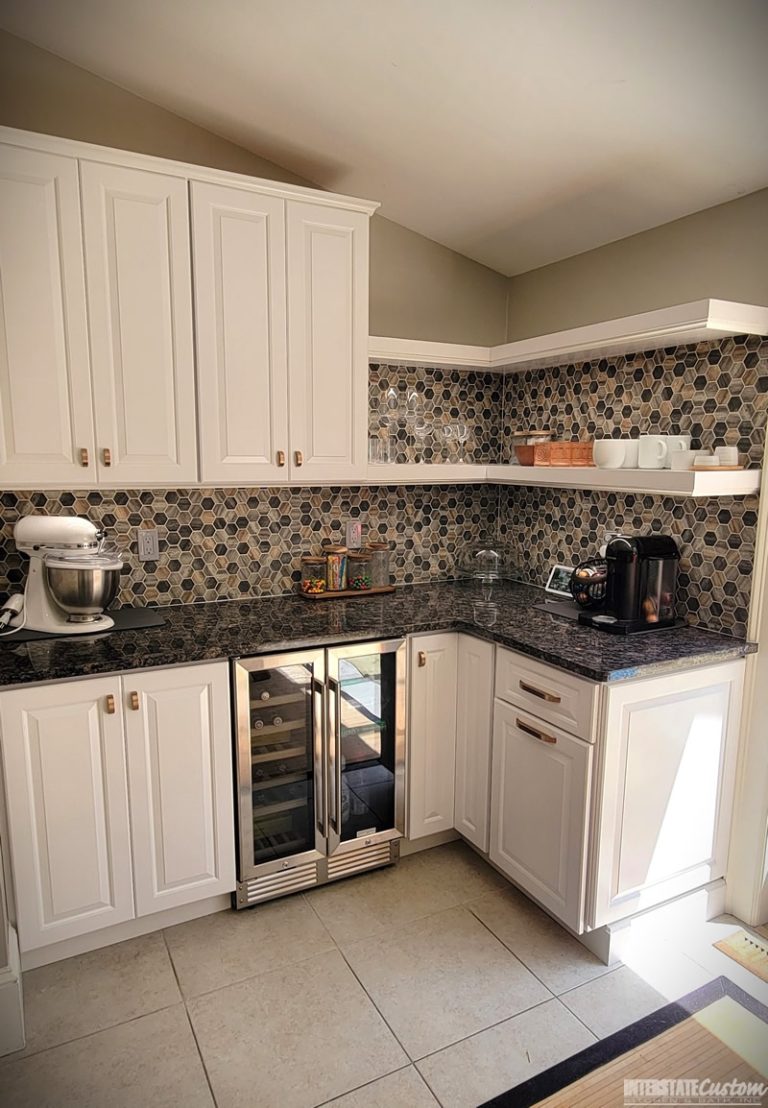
578,535,681,634
3,515,123,635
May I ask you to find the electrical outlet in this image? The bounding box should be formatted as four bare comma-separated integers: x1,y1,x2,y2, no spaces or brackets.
137,527,160,562
345,520,363,549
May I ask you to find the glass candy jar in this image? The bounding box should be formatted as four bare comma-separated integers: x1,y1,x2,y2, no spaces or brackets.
347,552,372,591
300,555,327,595
363,542,391,588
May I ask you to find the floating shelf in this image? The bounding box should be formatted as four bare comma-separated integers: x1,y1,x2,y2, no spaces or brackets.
364,463,488,485
370,299,768,374
486,465,762,498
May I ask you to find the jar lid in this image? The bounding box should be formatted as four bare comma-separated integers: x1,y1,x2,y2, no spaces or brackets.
348,551,371,561
325,545,348,553
365,542,390,550
301,555,326,565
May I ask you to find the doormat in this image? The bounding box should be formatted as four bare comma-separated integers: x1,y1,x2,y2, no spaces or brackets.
714,929,768,984
480,977,768,1107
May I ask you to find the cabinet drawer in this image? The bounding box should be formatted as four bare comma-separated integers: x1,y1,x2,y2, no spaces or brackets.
494,648,599,742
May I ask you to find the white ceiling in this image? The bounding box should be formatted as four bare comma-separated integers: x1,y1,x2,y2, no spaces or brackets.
3,0,768,276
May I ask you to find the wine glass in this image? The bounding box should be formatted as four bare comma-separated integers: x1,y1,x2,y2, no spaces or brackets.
442,423,457,463
413,418,429,463
455,420,470,463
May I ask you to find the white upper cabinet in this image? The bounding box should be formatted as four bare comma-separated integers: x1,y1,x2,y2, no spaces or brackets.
287,201,369,483
80,161,198,484
0,145,96,485
191,182,289,483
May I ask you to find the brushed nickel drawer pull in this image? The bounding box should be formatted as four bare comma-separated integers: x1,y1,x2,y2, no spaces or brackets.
79,447,89,467
516,717,557,744
277,450,286,467
519,680,561,704
294,450,303,467
105,694,116,715
102,447,112,467
418,651,427,667
129,691,140,711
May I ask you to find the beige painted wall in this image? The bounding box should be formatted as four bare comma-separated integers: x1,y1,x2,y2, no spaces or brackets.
506,188,768,340
0,30,507,345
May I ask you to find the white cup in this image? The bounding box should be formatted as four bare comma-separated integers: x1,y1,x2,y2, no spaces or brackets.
638,435,670,469
593,439,626,469
621,441,640,469
694,454,718,467
715,445,739,466
670,449,698,472
665,434,692,468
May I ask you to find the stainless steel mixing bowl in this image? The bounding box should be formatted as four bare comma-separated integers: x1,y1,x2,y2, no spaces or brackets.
44,559,122,622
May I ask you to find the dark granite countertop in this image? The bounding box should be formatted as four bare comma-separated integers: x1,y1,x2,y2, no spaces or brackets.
0,581,756,689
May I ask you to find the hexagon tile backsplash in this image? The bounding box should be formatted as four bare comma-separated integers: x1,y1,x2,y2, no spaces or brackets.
0,336,765,639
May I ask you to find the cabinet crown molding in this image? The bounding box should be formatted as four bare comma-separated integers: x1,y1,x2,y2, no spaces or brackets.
0,126,380,215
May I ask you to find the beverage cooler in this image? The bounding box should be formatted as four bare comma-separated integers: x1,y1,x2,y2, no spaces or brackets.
233,640,406,906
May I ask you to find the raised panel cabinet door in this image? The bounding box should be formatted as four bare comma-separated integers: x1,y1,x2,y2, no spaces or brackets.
0,144,96,485
454,635,494,851
191,182,289,483
80,161,198,483
124,662,235,916
0,679,134,951
489,702,592,932
588,660,744,929
286,200,369,482
407,634,458,839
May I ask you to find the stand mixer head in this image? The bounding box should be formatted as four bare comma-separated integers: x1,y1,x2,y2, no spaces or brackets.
12,515,124,635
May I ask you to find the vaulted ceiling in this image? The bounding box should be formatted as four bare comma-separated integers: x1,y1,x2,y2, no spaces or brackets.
2,0,767,275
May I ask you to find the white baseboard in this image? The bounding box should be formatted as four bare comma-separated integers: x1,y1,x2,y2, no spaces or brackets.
21,894,231,971
0,924,24,1056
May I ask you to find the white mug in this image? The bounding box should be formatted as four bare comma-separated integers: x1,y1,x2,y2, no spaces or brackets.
638,435,670,469
665,435,692,468
593,439,626,469
621,441,640,469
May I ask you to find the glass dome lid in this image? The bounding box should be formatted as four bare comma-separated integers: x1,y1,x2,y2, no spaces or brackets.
455,542,512,582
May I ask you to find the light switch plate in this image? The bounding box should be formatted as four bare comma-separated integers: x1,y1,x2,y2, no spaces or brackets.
345,521,363,549
137,528,160,562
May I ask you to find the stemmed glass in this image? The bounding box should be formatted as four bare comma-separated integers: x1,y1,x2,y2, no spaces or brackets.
412,418,429,463
455,421,470,463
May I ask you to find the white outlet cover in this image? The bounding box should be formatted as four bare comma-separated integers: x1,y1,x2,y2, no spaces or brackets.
345,521,363,549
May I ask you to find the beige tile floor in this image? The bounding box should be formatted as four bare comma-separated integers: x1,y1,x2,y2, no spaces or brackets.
0,841,760,1108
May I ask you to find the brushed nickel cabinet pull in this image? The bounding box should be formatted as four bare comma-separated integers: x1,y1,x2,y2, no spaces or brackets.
102,447,112,467
519,680,561,704
276,450,286,467
516,717,557,744
105,694,116,715
418,651,427,667
79,447,89,467
294,450,303,467
129,691,140,711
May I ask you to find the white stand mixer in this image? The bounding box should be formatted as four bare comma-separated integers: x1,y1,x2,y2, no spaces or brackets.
8,516,123,635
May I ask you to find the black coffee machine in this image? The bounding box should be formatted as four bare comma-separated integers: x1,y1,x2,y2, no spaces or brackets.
578,535,681,635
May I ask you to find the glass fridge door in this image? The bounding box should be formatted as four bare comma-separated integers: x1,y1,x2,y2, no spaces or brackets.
327,639,406,855
234,650,326,879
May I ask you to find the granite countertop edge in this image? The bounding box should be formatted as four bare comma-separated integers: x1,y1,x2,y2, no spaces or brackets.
0,581,756,690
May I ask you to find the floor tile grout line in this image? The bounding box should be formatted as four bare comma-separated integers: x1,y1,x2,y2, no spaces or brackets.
465,904,560,1001
312,1063,420,1108
167,939,340,1004
161,931,220,1107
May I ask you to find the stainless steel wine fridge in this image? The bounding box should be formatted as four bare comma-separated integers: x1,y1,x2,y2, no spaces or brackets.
233,639,407,907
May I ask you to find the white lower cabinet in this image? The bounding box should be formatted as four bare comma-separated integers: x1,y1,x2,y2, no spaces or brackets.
0,663,235,952
0,677,134,951
587,660,744,929
124,663,235,916
408,634,458,839
489,702,592,932
454,635,494,851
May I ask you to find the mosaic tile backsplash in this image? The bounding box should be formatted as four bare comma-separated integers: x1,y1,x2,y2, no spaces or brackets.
0,485,497,607
0,336,765,638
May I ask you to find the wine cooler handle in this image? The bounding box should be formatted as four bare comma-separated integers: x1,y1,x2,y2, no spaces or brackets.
328,675,342,835
313,677,326,837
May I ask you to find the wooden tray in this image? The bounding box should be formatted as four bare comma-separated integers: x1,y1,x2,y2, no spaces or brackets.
298,585,396,600
691,464,745,472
